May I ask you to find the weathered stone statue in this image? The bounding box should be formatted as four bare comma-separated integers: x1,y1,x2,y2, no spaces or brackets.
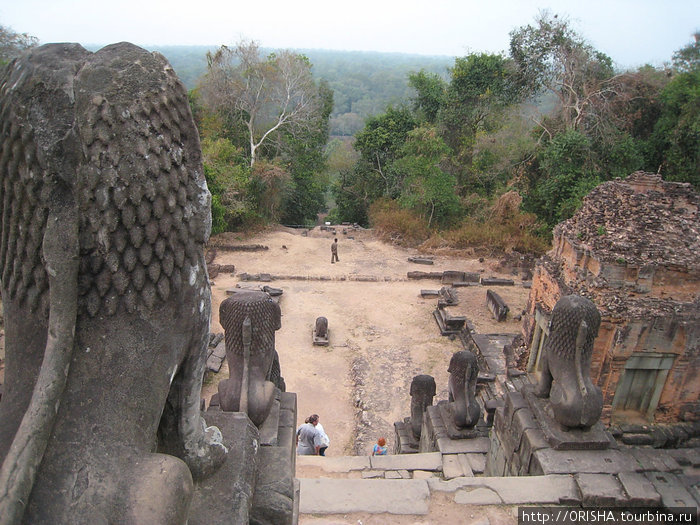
0,43,226,524
315,316,328,338
312,316,329,345
533,294,603,428
448,351,481,428
218,290,285,427
410,375,436,438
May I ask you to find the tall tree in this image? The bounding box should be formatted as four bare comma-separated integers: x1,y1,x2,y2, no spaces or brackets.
509,12,618,136
280,80,334,225
199,40,320,167
436,53,519,192
353,105,417,197
408,70,446,123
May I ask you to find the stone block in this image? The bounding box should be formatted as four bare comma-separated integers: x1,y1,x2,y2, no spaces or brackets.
442,455,464,480
361,470,384,479
385,470,402,479
190,412,260,525
517,428,549,475
467,453,486,474
486,289,509,321
398,469,410,479
629,448,682,473
512,405,538,437
437,437,490,455
457,454,474,477
394,419,419,454
370,451,442,471
622,433,655,446
419,405,446,453
533,448,640,475
298,479,430,515
576,473,627,507
436,401,488,440
485,432,506,477
617,472,662,507
525,389,613,450
206,339,227,373
454,487,502,505
296,455,370,473
487,475,580,505
644,472,698,508
412,470,436,479
409,256,434,265
433,307,467,335
509,450,523,477
480,277,514,286
251,446,295,525
279,391,297,412
427,475,579,505
503,391,528,427
668,448,700,468
407,271,443,280
258,394,281,446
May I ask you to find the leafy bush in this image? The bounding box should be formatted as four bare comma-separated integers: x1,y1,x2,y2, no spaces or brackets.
368,199,431,246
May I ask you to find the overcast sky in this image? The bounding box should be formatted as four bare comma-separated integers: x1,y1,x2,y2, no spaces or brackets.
2,0,698,69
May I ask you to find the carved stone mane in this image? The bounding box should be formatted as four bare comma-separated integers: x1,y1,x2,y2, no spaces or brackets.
534,294,603,428
0,42,223,525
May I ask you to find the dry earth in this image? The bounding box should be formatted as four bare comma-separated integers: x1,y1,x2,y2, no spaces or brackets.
203,226,531,457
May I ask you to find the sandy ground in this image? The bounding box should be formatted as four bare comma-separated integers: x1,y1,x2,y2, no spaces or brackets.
203,226,531,457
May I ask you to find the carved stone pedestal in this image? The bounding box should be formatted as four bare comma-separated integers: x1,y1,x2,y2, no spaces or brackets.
485,389,618,478
523,386,613,451
394,418,420,454
190,412,260,525
419,401,490,454
193,391,298,525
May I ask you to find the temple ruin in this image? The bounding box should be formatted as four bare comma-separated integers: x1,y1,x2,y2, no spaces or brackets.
520,172,700,425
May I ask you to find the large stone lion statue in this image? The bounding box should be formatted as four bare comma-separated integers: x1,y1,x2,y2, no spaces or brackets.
533,294,603,428
0,43,226,524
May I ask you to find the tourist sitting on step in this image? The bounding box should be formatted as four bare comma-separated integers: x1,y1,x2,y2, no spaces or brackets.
372,437,388,456
296,414,323,455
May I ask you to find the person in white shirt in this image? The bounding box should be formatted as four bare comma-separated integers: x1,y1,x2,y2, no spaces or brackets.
316,419,330,456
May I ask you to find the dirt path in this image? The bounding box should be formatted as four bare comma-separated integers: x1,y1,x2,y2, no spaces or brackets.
203,226,530,456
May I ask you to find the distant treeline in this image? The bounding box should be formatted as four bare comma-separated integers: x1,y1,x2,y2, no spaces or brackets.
145,45,453,136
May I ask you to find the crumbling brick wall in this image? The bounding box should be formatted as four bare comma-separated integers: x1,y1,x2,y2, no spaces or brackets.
522,172,700,424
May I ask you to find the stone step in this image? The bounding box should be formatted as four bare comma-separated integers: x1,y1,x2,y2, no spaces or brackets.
298,478,431,515
296,452,443,479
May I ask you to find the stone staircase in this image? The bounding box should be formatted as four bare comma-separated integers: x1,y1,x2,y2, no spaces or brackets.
295,452,580,516
296,449,700,518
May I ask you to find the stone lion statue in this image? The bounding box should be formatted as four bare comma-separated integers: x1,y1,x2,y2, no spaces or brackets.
533,294,603,428
448,350,481,429
217,290,285,427
0,43,226,524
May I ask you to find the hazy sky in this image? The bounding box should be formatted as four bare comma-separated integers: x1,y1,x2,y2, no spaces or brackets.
1,0,698,68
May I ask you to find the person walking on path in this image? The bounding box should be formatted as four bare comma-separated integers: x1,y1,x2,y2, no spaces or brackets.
316,419,330,456
372,437,388,456
296,414,323,455
331,238,339,263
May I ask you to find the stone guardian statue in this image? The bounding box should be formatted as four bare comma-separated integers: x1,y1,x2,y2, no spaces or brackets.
533,295,603,428
448,351,481,428
218,290,285,427
0,43,227,525
409,375,436,438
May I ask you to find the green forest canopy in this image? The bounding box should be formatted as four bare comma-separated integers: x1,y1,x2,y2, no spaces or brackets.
147,45,453,137
5,18,699,252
